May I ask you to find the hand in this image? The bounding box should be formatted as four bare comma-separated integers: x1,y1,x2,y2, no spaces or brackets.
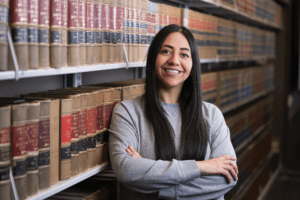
196,155,238,183
126,145,142,158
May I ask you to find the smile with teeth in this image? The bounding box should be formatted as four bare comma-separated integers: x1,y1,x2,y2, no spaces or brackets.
164,68,180,74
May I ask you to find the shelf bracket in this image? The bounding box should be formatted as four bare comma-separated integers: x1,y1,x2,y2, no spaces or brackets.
122,42,129,69
7,28,20,81
9,166,19,200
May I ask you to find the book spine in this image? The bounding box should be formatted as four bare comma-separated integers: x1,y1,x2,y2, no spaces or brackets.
78,95,87,172
101,0,110,63
28,0,39,69
79,0,86,65
70,95,80,176
11,103,28,200
49,99,59,185
38,100,51,190
128,0,133,62
110,0,116,63
132,0,139,62
0,105,11,200
95,91,104,164
61,0,68,67
138,0,146,62
11,0,29,70
0,1,9,71
86,0,94,64
86,94,96,168
103,89,113,129
68,0,80,67
39,0,50,69
50,0,62,68
60,99,72,180
26,102,40,196
116,0,124,63
93,0,102,64
123,0,129,62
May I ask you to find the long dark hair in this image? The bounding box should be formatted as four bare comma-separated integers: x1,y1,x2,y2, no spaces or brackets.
144,24,208,161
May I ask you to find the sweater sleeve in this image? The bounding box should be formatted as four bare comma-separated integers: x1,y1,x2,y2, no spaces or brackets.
108,102,200,195
159,105,237,199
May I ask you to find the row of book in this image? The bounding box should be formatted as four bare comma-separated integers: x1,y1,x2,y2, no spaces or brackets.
0,79,145,200
201,64,274,112
0,0,280,71
188,10,276,60
225,93,274,151
217,0,283,27
226,125,273,199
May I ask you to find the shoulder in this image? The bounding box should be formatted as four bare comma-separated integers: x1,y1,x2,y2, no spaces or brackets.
202,101,224,127
113,95,145,116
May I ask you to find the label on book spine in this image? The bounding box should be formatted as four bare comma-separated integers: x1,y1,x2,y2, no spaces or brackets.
0,164,9,181
87,108,95,134
79,30,86,44
61,115,72,144
68,0,79,28
0,0,9,6
51,0,62,27
102,31,110,44
68,31,80,44
86,31,94,44
61,0,68,28
97,131,104,145
94,3,101,29
71,140,79,154
51,30,62,44
12,27,28,43
39,119,50,149
78,138,87,152
0,127,10,144
94,32,102,44
13,124,27,157
0,24,7,42
86,2,94,29
28,0,39,25
38,150,50,166
104,104,113,128
28,27,39,43
13,159,27,176
0,6,8,24
87,135,96,149
97,105,103,130
61,145,71,160
39,29,49,43
81,109,87,136
71,111,79,138
78,0,86,29
12,0,28,24
27,122,39,152
102,4,109,30
39,0,50,26
26,156,38,171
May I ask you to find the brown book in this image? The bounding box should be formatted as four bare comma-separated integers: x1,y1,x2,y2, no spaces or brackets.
0,100,28,200
61,0,68,68
102,0,110,64
79,0,87,65
86,0,95,65
110,0,117,63
93,0,102,64
39,0,50,69
116,0,124,63
0,105,11,200
0,0,9,71
28,0,39,69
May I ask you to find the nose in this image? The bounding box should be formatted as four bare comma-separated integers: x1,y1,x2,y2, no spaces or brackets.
167,53,180,66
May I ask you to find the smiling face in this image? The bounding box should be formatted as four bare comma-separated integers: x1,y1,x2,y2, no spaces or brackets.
155,32,193,92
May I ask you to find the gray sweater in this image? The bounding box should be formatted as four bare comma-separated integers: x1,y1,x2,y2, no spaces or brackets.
109,96,237,200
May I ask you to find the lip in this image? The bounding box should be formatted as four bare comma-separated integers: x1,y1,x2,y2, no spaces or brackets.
163,68,182,73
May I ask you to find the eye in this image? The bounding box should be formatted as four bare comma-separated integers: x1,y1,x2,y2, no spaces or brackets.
160,49,171,54
181,53,190,58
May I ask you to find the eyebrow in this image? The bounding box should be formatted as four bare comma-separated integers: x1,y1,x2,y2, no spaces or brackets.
162,45,191,52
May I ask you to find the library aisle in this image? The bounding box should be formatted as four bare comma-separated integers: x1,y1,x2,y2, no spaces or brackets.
0,0,299,199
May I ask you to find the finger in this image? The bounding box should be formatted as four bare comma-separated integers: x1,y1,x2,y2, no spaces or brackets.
224,161,239,174
224,165,238,181
224,155,236,161
126,148,133,156
129,145,141,158
221,170,232,183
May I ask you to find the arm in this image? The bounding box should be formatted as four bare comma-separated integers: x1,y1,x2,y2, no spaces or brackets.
159,106,238,199
108,102,201,194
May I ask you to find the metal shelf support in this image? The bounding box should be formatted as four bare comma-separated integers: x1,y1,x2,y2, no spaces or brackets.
7,28,20,81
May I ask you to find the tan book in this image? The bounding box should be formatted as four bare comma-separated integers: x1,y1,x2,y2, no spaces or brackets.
102,0,110,64
0,105,11,200
86,0,95,65
0,1,9,71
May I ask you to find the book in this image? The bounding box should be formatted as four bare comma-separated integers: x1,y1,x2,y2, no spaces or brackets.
110,0,117,63
86,0,94,65
39,0,50,69
139,0,148,62
67,0,80,67
10,0,29,70
61,0,68,68
0,105,11,200
93,0,102,64
116,0,124,63
0,0,9,71
50,0,63,68
28,0,39,69
79,0,86,65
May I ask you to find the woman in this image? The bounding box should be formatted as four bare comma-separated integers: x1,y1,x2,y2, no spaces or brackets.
109,24,238,199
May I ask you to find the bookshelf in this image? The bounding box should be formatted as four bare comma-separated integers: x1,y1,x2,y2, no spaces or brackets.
0,0,283,199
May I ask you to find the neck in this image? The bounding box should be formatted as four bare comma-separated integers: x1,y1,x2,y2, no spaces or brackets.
159,86,182,104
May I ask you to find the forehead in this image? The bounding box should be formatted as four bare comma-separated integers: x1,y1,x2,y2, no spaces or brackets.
162,32,190,49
